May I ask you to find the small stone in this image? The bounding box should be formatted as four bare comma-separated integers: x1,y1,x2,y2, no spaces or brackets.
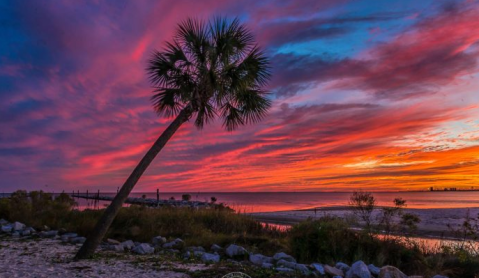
201,252,220,263
225,244,248,258
132,243,154,255
368,264,380,276
152,236,167,246
273,252,296,263
1,225,12,233
108,244,125,252
262,262,274,269
276,259,296,269
336,262,351,272
21,229,31,236
187,246,206,253
276,267,294,273
311,263,326,275
294,263,310,275
249,253,273,266
211,244,222,252
163,238,184,249
107,238,121,245
346,261,371,278
431,276,448,278
12,222,26,231
61,233,78,243
69,236,86,244
325,265,345,277
120,240,135,250
39,230,58,238
378,266,408,278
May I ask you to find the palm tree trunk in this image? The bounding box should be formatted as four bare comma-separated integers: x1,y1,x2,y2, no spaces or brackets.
75,106,193,260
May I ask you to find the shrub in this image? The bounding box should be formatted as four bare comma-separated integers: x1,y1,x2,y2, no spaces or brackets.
182,194,192,201
349,191,376,230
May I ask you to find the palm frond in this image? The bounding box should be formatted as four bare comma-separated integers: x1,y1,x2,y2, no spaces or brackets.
147,17,271,131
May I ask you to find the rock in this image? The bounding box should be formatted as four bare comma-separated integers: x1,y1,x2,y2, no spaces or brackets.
107,238,121,245
163,238,184,249
431,276,448,278
311,263,326,275
12,231,20,237
60,233,78,243
333,276,343,278
325,265,345,277
273,252,296,263
12,222,25,231
39,230,58,238
262,262,274,269
152,236,166,246
201,252,220,263
1,225,12,233
378,266,408,278
132,243,154,255
336,262,351,272
108,244,125,252
20,229,31,236
276,267,294,273
193,250,205,257
211,244,222,252
0,219,8,225
249,253,273,266
120,240,135,250
408,276,423,278
225,244,248,258
368,264,380,276
69,237,86,244
187,246,206,253
346,261,371,278
294,263,310,275
276,259,296,269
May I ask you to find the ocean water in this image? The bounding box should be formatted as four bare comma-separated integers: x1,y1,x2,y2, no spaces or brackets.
68,191,479,213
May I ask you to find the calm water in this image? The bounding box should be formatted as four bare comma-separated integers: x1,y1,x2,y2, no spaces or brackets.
67,191,479,213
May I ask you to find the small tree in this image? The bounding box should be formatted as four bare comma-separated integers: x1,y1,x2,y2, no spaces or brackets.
349,191,376,231
400,213,421,236
379,197,407,237
210,196,217,203
182,194,192,201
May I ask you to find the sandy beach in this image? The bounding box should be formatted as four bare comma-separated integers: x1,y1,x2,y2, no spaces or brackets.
0,237,208,278
250,206,479,239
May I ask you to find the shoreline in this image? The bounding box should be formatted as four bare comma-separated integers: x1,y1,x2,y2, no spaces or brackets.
250,206,479,241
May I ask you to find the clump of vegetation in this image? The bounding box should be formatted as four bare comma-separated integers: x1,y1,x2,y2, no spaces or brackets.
349,191,376,231
181,194,192,201
0,190,75,228
0,190,287,253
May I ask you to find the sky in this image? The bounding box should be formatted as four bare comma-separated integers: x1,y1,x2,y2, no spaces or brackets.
1,0,479,192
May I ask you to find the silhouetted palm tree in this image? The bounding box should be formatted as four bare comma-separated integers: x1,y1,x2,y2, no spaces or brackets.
75,17,271,259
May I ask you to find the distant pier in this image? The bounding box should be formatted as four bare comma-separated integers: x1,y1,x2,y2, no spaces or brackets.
71,193,215,209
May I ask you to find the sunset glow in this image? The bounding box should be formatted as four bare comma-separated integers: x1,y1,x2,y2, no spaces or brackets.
2,0,479,192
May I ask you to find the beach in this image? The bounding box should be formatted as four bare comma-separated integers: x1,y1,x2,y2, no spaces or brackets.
0,237,203,278
251,206,479,239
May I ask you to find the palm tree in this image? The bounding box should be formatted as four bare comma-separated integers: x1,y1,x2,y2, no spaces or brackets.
75,17,271,259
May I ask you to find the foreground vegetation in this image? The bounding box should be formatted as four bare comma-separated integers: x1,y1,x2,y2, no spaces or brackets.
1,190,478,277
